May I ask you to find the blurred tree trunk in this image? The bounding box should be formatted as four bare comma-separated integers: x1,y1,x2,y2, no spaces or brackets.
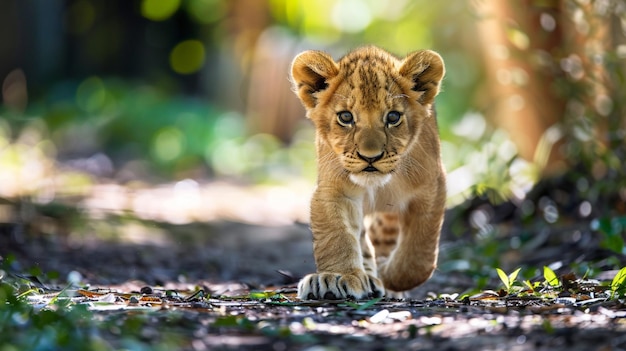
229,0,304,143
245,28,304,143
475,0,615,176
476,0,567,174
212,0,271,114
217,0,303,143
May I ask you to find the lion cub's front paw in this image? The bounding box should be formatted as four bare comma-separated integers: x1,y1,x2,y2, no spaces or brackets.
297,271,385,300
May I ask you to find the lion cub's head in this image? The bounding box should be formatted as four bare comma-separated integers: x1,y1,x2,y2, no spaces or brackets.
290,46,444,188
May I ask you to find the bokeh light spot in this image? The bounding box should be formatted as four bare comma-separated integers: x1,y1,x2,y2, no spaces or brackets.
579,201,592,218
185,0,227,24
211,139,246,176
506,28,530,50
331,0,372,33
169,40,206,75
540,13,556,32
594,94,613,116
141,0,181,21
153,127,185,162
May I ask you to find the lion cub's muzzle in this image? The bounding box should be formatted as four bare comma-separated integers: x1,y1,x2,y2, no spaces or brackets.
357,152,384,172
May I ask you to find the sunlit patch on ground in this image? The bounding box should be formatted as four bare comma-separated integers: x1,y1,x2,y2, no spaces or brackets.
85,179,313,226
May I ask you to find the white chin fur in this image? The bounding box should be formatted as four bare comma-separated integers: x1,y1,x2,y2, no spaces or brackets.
349,173,392,188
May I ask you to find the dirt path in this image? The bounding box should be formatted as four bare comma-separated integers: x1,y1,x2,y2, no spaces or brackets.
2,195,626,350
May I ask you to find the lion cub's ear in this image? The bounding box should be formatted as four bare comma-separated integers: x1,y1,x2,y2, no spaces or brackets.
290,51,339,110
399,50,445,105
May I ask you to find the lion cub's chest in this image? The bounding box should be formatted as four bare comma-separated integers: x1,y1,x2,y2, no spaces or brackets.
361,178,412,214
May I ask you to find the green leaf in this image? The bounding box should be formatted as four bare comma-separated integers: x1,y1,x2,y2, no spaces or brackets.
610,267,626,292
523,280,534,292
542,318,555,334
508,268,521,286
343,301,360,309
344,297,383,311
249,291,272,299
543,266,559,287
496,268,510,290
496,267,521,292
356,297,383,311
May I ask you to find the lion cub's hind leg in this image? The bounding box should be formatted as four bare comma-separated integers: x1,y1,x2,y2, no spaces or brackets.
365,212,400,263
364,213,406,298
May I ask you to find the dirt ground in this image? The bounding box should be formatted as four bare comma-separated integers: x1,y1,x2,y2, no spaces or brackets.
2,192,626,350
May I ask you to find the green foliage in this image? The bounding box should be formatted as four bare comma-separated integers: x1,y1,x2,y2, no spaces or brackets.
496,267,521,293
610,267,626,298
0,282,105,351
541,319,555,334
592,216,626,255
523,279,540,293
343,297,384,311
543,266,560,288
0,277,182,350
3,0,623,207
249,291,287,300
492,265,626,303
554,8,626,206
1,78,318,184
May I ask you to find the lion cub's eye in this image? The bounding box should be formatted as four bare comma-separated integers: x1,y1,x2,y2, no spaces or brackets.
337,111,354,127
386,111,402,127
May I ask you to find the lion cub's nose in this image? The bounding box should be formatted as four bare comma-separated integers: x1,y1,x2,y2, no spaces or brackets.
357,152,383,164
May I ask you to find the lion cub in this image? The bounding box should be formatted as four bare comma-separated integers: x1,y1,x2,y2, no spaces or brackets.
290,46,446,299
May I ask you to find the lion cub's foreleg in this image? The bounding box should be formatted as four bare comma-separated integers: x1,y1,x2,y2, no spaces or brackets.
297,188,385,300
377,190,445,292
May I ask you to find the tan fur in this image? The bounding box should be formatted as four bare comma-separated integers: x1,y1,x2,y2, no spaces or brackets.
290,46,446,299
365,212,400,260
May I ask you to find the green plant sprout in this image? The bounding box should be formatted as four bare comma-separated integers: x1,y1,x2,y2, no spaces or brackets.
523,279,540,293
610,267,626,298
494,266,626,301
496,267,521,293
543,266,560,287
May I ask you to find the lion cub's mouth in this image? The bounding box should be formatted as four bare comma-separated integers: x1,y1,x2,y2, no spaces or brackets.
357,152,383,173
363,165,379,172
349,155,392,187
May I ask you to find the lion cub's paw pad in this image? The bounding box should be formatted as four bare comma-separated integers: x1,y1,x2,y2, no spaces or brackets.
297,272,385,300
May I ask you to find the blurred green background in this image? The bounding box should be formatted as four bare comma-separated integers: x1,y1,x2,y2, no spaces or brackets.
0,0,624,224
